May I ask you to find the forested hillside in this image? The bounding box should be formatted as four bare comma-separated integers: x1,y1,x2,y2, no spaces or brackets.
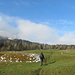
0,37,75,51
0,38,50,51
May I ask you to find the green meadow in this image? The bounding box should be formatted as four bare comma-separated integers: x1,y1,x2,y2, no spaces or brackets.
0,49,75,75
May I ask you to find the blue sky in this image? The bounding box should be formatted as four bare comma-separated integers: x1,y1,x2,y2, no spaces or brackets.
0,0,75,44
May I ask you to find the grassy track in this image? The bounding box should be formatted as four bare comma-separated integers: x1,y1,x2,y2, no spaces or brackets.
0,50,75,75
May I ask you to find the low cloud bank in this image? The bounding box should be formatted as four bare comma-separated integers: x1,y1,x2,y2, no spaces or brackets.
0,14,75,44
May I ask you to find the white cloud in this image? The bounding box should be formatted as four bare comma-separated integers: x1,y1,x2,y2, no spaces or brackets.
56,32,75,44
0,14,18,38
0,14,58,44
16,20,58,43
0,14,75,44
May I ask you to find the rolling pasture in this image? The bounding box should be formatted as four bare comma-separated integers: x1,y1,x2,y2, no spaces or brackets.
0,49,75,75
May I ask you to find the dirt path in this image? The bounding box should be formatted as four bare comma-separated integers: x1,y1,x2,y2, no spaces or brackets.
35,68,42,75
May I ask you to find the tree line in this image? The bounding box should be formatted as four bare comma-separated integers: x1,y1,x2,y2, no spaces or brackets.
0,39,75,51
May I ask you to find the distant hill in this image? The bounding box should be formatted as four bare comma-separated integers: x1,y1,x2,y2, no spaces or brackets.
0,36,75,51
0,36,8,42
0,36,49,51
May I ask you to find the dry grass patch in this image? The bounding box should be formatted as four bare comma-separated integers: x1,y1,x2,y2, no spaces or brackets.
0,51,40,63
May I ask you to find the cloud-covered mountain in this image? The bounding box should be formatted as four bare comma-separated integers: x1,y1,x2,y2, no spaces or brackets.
0,14,75,44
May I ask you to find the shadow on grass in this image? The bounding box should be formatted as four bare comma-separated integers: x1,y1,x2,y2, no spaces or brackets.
44,61,56,66
49,61,56,64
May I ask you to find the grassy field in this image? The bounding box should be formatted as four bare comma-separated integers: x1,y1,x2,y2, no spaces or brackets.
0,49,75,75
